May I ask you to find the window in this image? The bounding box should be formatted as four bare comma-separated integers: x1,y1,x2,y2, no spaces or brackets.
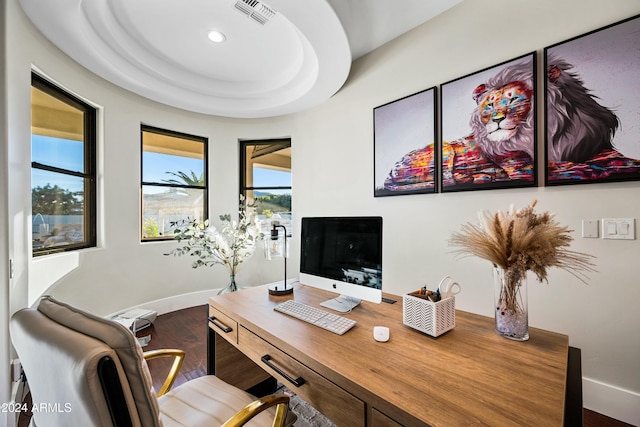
31,73,97,256
141,125,207,241
240,139,291,233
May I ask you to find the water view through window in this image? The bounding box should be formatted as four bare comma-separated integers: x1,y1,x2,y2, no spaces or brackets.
31,74,96,255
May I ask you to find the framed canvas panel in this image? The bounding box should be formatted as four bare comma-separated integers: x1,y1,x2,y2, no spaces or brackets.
440,52,537,193
544,14,640,185
373,87,437,197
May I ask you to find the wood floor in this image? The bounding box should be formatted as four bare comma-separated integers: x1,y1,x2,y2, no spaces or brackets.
139,304,209,391
144,304,633,427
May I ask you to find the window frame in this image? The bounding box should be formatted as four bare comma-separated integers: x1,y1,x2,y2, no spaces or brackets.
140,124,208,242
239,138,292,236
31,72,97,256
239,138,292,197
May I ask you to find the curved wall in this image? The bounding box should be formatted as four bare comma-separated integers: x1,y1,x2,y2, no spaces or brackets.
6,0,290,316
4,0,640,423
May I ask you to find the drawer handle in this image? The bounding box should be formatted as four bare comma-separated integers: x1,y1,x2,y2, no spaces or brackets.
261,355,306,388
208,316,232,333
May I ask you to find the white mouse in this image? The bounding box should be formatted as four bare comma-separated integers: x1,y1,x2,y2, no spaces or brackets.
373,326,390,342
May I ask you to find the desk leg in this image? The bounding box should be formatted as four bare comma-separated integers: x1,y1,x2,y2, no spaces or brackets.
207,323,216,375
565,346,583,426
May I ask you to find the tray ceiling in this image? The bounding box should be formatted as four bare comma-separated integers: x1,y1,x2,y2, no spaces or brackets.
19,0,461,118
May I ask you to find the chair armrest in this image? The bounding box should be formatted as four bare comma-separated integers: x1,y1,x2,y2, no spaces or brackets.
143,349,185,397
222,393,291,427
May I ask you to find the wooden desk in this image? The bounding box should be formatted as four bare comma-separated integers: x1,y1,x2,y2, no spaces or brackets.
208,283,569,426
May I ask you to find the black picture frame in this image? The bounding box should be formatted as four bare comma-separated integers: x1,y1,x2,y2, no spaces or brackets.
544,14,640,186
440,52,537,193
373,87,437,197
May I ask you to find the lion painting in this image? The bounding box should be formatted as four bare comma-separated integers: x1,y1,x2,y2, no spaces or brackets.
441,60,536,188
384,55,640,191
385,59,536,191
546,55,640,182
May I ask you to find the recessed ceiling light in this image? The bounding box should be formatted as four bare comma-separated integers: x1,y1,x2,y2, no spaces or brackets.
207,30,226,43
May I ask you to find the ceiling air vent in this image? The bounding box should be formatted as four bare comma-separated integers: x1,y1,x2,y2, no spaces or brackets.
234,0,276,25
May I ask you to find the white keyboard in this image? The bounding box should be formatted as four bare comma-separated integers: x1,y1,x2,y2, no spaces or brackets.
273,300,357,335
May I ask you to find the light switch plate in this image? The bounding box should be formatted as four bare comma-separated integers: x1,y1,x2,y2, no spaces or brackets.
601,218,635,240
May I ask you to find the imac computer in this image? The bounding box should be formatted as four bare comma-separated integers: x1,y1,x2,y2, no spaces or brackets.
299,216,382,312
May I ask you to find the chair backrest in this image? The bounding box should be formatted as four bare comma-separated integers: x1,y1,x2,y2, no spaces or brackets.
10,296,162,427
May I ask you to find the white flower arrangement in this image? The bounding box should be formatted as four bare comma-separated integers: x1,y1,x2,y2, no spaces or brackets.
166,196,264,277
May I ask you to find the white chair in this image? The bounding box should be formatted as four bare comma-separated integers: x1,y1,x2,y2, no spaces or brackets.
10,296,296,427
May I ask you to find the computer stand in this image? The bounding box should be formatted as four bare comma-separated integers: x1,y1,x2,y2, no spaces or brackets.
320,295,361,313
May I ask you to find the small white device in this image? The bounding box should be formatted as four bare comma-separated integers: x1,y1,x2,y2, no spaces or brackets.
111,308,157,333
373,326,390,342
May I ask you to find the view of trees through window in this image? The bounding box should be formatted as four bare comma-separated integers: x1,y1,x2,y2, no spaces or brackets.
141,126,207,240
31,73,97,255
241,139,292,234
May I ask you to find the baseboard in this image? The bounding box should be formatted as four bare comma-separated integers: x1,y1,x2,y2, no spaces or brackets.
106,288,217,318
105,279,297,318
583,377,640,425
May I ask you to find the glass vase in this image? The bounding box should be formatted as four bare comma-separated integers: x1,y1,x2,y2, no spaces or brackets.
493,266,529,341
218,274,238,295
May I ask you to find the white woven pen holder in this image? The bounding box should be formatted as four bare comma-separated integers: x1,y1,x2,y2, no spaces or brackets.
403,291,456,337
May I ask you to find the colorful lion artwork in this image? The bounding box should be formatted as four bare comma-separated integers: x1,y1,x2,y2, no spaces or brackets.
383,54,640,191
385,59,537,192
545,55,640,183
441,61,536,189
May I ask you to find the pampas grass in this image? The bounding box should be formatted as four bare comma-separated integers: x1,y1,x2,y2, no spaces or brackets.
450,200,595,312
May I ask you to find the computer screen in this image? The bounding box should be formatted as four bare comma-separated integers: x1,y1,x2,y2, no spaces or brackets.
299,216,382,312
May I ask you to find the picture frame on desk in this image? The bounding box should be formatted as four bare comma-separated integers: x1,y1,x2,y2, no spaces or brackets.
373,87,438,197
440,52,537,193
544,13,640,186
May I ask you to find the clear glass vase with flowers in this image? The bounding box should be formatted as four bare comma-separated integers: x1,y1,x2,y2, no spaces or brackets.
449,200,595,340
166,196,264,294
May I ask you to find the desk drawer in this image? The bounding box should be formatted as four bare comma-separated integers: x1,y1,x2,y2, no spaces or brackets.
239,327,365,427
371,408,403,427
208,306,238,344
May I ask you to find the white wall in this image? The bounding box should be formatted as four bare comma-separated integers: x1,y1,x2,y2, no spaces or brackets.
289,1,640,423
1,2,12,423
3,0,639,424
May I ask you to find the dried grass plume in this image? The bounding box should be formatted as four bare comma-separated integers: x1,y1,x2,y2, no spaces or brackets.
449,200,596,286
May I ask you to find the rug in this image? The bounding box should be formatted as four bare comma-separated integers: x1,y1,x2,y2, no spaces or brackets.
276,384,336,427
